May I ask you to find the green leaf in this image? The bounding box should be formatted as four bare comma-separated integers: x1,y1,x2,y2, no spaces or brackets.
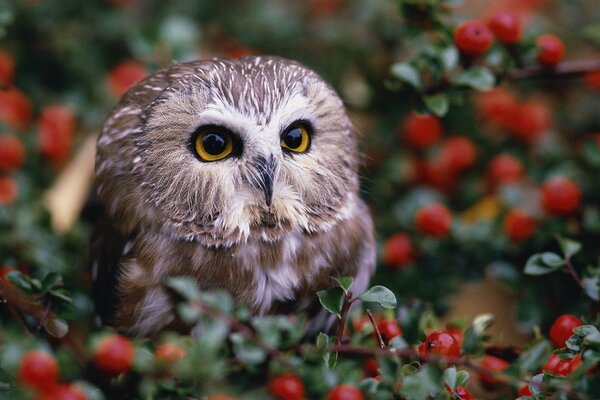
423,93,449,117
452,67,495,91
472,313,494,335
390,63,423,89
230,333,266,365
440,47,459,71
399,364,443,400
332,277,353,293
166,277,200,301
317,287,345,317
582,275,600,301
358,286,397,309
41,272,63,293
444,366,457,390
556,236,582,259
49,289,72,303
6,271,32,291
44,318,69,338
456,370,469,388
517,340,553,374
177,303,202,323
524,253,564,275
575,325,600,347
0,367,12,391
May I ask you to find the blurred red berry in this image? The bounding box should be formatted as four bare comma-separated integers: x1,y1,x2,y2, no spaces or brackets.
155,343,187,363
541,177,581,215
440,136,478,172
503,209,537,242
0,176,18,204
268,374,305,400
552,353,582,377
0,49,15,85
584,70,600,91
0,87,33,131
518,384,532,396
479,355,509,386
446,328,464,346
327,384,364,400
18,350,59,391
475,88,518,126
363,358,379,377
415,203,452,237
0,135,26,171
508,100,551,141
421,156,458,191
487,11,522,44
549,314,583,348
107,60,148,97
39,105,76,166
94,335,135,376
487,154,523,185
0,266,14,285
419,330,461,358
383,233,414,268
454,386,476,400
376,320,403,343
38,384,87,400
537,34,565,66
454,20,493,56
309,0,346,16
401,113,442,149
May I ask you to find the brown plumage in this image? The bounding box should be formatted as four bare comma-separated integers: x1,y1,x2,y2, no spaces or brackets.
91,56,375,336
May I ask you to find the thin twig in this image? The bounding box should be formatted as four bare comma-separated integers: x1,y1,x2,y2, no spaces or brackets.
508,58,600,81
367,309,385,349
335,291,353,345
564,257,584,290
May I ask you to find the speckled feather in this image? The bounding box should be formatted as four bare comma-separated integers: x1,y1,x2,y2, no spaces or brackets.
92,56,375,336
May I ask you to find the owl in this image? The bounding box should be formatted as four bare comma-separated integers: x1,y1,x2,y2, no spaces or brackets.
91,56,376,337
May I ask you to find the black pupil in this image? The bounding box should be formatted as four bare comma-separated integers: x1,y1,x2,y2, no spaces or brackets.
202,133,227,155
284,128,303,149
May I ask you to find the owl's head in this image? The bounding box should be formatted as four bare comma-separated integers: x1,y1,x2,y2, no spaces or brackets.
96,56,359,246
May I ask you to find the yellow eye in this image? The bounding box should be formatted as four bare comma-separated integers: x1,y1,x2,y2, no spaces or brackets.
280,124,311,153
194,128,234,161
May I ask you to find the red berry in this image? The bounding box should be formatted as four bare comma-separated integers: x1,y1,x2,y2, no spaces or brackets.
503,209,537,242
327,384,364,400
549,314,583,348
446,328,464,346
0,49,15,85
415,203,452,237
18,350,59,391
401,113,442,149
0,135,26,171
309,0,346,16
537,34,565,66
0,87,33,131
0,176,18,204
376,320,403,343
509,100,551,141
487,11,522,44
454,20,494,56
487,154,523,185
454,386,476,400
268,374,305,400
584,70,600,91
475,88,518,126
39,105,76,166
94,335,135,376
541,177,581,215
38,384,87,400
421,156,458,191
419,330,461,358
383,233,414,268
552,354,582,377
155,343,187,363
440,136,478,172
542,354,561,373
478,355,509,386
107,60,148,97
518,384,532,396
363,358,379,377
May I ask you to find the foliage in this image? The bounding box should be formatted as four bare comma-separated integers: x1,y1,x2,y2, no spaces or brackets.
2,0,600,398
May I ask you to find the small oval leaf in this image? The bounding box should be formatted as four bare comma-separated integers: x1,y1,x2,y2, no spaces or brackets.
358,286,397,309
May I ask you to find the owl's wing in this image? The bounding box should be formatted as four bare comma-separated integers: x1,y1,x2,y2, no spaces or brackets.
89,206,129,326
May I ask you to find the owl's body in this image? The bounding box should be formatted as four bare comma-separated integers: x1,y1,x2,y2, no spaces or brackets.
92,56,375,336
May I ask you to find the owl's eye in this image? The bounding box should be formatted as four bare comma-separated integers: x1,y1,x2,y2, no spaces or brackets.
280,123,311,153
193,128,234,161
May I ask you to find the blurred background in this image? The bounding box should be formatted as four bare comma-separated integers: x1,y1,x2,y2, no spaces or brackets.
2,0,600,349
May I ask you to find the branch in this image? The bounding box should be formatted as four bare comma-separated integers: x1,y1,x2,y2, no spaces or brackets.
508,58,600,81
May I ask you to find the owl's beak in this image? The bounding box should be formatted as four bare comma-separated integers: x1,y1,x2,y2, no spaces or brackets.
254,155,275,207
